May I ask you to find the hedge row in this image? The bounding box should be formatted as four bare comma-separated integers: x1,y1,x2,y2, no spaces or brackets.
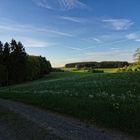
65,61,129,69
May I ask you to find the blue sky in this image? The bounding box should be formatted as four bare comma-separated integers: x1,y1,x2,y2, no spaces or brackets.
0,0,140,67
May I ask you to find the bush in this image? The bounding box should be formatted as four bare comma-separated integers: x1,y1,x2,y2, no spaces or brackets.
52,68,65,72
88,68,104,73
117,64,140,73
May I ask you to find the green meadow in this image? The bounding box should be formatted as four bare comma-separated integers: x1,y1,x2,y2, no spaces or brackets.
63,67,118,73
0,71,140,135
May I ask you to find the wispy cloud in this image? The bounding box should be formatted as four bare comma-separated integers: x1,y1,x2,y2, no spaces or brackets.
82,37,102,43
0,18,69,48
69,37,128,52
0,20,74,37
111,47,121,50
44,28,74,37
17,37,49,48
102,18,134,30
0,35,55,48
91,37,102,43
67,47,83,51
59,16,85,23
33,0,88,10
82,34,128,46
33,0,53,9
126,33,140,42
58,0,88,10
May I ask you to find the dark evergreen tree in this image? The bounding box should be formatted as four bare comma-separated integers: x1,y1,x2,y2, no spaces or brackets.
0,41,3,64
0,39,52,86
10,39,17,52
0,41,3,54
3,42,10,85
10,40,27,83
3,42,10,65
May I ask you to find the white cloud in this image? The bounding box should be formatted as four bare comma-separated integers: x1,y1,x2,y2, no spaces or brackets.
81,34,128,48
67,47,83,51
44,28,74,37
58,0,86,10
0,21,74,37
0,35,55,48
0,19,60,48
126,33,140,42
59,16,85,23
102,18,134,30
33,0,88,10
0,24,30,32
18,37,49,48
111,47,121,50
33,0,53,9
68,39,124,52
92,38,102,43
82,37,102,44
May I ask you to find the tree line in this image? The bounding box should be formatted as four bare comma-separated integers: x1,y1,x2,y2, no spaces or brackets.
65,61,129,69
0,39,51,86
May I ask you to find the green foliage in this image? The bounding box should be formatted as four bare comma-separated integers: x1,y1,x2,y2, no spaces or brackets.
117,63,140,73
26,56,51,81
0,39,51,86
26,56,41,80
0,72,140,135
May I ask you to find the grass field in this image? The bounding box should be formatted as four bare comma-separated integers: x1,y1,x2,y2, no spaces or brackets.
63,67,118,73
0,72,140,135
96,68,118,73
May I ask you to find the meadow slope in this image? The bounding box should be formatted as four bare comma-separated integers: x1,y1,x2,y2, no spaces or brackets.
0,72,140,135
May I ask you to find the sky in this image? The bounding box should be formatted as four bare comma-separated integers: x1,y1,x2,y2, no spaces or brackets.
0,0,140,67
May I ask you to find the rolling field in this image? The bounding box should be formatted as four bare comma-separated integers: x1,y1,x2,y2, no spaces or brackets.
0,72,140,135
62,67,118,73
96,68,118,73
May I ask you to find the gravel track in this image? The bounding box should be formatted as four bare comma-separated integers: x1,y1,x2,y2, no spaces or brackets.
0,98,137,140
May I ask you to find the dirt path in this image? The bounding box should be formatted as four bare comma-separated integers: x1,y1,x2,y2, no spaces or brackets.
0,98,137,140
0,121,15,140
0,106,61,140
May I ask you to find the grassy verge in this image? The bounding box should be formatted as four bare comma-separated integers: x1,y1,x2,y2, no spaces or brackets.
62,67,118,73
96,68,118,73
0,72,140,135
